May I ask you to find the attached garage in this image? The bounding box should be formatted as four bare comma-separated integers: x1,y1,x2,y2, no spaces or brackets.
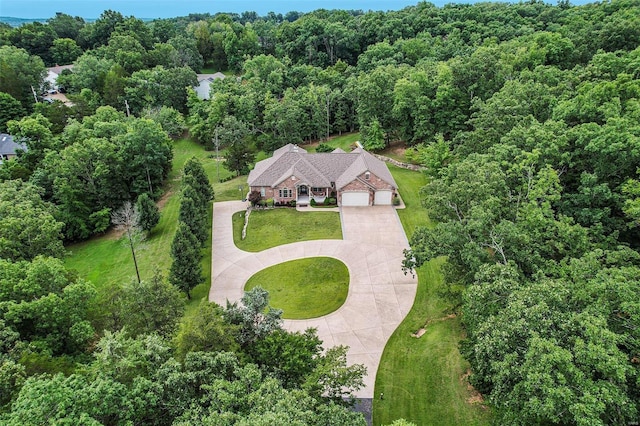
374,190,393,205
341,191,370,206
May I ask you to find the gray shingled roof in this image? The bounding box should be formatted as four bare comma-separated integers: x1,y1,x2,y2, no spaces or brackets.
0,134,27,157
248,143,397,190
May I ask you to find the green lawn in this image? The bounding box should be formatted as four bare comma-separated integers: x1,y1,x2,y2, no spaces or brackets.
198,67,235,77
64,138,245,315
306,132,361,152
232,209,342,252
373,166,491,425
245,257,349,319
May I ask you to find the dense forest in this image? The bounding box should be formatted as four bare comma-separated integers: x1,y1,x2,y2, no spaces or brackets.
1,0,639,424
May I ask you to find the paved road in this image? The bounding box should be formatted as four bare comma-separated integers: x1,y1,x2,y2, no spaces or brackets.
210,201,418,398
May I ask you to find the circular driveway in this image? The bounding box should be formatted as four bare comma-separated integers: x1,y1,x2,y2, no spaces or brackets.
209,201,418,398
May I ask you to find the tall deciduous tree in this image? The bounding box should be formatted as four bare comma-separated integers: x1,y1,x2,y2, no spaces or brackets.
0,256,96,356
117,272,185,338
174,301,239,359
168,222,202,299
0,93,24,132
0,45,46,110
0,180,64,262
225,287,283,347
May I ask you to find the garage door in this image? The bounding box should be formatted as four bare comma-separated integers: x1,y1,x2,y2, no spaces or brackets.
342,191,369,206
374,190,393,205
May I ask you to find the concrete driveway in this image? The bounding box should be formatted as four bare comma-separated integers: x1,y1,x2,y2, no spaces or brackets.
210,201,418,398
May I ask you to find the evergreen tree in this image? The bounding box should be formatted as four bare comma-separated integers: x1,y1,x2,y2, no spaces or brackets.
183,156,214,203
168,222,202,299
135,193,160,232
178,183,208,246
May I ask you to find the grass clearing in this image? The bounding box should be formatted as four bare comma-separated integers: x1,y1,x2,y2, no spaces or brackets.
305,132,361,152
65,138,246,318
232,209,342,252
373,166,491,425
245,257,348,319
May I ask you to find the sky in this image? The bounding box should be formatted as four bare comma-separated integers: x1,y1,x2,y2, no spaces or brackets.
0,0,596,20
2,0,429,19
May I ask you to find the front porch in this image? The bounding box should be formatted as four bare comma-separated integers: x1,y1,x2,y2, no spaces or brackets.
296,184,328,206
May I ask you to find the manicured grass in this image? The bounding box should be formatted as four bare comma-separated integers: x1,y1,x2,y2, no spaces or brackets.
373,166,491,425
244,257,349,319
232,209,342,252
306,132,361,152
388,164,433,234
64,138,243,316
198,67,235,77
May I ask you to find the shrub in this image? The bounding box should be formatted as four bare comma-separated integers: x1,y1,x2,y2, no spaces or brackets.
310,198,317,207
316,143,333,153
248,191,262,206
289,200,296,207
393,196,401,206
326,197,337,205
266,198,274,207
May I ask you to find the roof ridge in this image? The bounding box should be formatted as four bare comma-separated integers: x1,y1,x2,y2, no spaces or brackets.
297,155,331,185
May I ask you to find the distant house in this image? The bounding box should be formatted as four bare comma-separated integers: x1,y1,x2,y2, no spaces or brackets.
194,72,226,100
248,144,398,207
0,134,27,164
45,65,74,92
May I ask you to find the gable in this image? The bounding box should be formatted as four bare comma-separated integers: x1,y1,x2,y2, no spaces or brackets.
248,144,396,191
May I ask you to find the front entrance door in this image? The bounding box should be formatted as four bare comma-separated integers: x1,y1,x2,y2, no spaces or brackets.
299,185,308,195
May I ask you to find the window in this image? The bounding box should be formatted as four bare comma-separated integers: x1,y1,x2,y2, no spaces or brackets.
311,187,323,193
279,188,292,198
365,172,370,180
260,187,266,196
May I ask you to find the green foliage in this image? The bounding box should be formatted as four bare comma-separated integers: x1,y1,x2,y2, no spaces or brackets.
0,180,64,262
0,45,47,110
0,93,24,132
315,142,334,153
224,140,255,176
249,328,322,388
143,105,186,139
37,108,173,240
178,183,208,246
362,119,386,151
462,255,640,424
225,287,283,348
6,113,56,174
174,301,239,360
103,272,185,338
0,256,96,356
50,38,82,65
169,222,202,299
135,193,160,232
125,66,198,114
183,156,214,203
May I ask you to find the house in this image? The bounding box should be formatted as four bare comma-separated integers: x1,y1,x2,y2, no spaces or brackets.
248,144,398,207
0,134,27,164
194,72,226,100
46,65,74,92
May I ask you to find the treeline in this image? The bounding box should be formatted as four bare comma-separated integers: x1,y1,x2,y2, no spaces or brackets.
401,20,640,426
